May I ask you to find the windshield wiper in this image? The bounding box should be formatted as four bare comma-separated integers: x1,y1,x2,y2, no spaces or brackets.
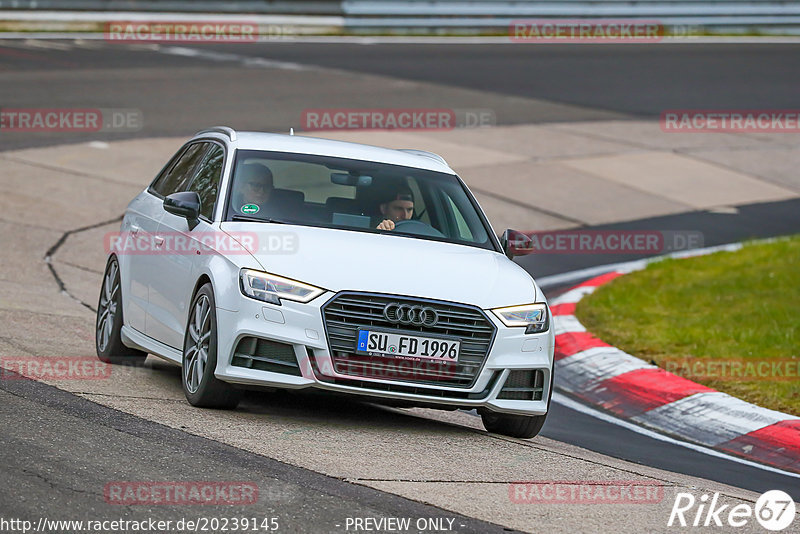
231,215,290,224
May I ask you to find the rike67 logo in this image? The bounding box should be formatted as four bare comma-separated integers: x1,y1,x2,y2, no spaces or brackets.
668,490,796,531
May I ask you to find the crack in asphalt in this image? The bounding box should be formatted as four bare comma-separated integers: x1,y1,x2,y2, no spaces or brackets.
43,215,123,314
15,465,105,499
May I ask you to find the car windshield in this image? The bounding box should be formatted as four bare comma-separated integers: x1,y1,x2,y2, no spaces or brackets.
224,149,497,251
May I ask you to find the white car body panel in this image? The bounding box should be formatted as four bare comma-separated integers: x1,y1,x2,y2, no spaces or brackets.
119,192,165,334
220,222,538,310
147,212,210,349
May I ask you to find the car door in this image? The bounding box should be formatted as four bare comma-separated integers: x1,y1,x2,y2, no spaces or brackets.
140,141,211,342
148,142,225,349
119,192,164,334
119,143,203,333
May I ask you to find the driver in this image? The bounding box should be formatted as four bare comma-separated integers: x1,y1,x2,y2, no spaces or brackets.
376,187,414,230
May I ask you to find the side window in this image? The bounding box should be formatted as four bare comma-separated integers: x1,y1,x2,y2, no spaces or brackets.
187,144,225,220
438,187,488,244
151,143,209,197
445,194,474,240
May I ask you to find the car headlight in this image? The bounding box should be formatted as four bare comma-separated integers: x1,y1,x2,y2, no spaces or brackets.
239,269,324,305
491,303,549,334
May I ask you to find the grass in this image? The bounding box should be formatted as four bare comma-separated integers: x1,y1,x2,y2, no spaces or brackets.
575,235,800,416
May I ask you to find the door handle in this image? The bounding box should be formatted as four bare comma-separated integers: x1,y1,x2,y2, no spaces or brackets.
130,225,140,236
154,236,165,247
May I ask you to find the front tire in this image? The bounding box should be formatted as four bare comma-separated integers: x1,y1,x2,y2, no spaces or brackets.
481,411,548,439
95,256,147,365
481,365,555,439
181,283,240,409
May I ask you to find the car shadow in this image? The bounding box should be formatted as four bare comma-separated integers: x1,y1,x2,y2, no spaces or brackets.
141,355,475,436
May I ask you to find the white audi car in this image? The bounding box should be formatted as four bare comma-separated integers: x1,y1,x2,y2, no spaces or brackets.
96,127,555,438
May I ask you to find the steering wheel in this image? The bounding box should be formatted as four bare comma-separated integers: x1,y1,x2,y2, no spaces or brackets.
393,219,445,238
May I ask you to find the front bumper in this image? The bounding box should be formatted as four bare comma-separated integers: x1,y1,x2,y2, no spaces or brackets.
214,291,555,416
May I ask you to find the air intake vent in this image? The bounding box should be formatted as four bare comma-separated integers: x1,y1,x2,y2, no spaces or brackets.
497,370,544,401
231,337,301,376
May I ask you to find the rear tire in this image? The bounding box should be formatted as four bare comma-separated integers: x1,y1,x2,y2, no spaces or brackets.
95,256,147,365
181,283,241,409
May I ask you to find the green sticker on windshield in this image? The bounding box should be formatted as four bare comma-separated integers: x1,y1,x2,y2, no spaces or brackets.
241,204,259,214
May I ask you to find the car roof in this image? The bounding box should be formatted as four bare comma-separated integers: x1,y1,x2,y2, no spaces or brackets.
195,129,456,175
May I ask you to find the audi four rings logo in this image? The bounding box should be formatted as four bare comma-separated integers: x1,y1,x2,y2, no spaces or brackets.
383,303,439,327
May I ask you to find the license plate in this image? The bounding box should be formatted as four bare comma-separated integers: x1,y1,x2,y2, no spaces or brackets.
355,330,460,362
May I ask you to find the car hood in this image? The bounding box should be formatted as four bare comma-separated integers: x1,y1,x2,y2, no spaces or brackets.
220,222,538,309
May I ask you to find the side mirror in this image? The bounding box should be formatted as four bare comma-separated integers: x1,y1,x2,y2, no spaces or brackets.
500,229,532,258
164,191,201,228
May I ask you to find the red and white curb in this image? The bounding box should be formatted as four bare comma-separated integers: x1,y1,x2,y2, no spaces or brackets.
548,244,800,475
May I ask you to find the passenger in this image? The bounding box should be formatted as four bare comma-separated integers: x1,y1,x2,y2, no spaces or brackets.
234,163,273,213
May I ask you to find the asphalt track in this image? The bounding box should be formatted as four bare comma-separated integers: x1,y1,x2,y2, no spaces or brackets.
3,40,800,149
200,42,800,118
0,372,504,534
1,39,799,530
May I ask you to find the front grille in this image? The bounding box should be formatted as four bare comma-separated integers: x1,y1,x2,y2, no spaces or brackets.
497,370,545,401
231,337,301,376
321,292,496,387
